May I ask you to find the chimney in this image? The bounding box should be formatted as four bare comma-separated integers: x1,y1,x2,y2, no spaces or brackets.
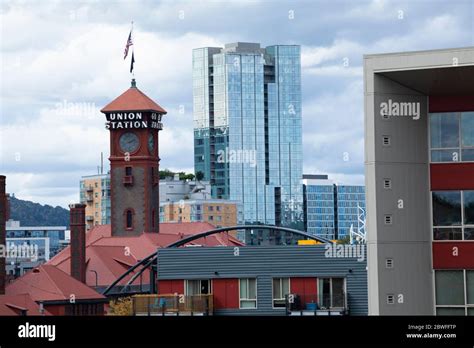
0,175,6,294
69,203,86,283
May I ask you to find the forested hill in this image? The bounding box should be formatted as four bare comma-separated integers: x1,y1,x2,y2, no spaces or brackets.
8,195,69,228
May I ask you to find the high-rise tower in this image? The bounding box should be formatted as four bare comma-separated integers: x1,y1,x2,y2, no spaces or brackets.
193,42,303,230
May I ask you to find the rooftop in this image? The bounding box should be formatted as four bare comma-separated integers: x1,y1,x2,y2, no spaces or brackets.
45,222,243,287
101,80,167,114
6,264,105,303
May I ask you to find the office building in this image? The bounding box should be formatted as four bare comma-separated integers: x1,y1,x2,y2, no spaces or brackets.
303,175,365,240
336,185,366,239
79,173,111,231
160,174,212,202
193,42,303,231
160,199,241,229
364,46,474,315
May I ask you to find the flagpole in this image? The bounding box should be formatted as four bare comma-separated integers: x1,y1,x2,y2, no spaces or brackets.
131,21,135,78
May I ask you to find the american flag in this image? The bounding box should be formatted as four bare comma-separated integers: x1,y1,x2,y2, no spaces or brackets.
124,30,133,60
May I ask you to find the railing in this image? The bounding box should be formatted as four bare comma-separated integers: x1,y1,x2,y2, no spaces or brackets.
285,293,348,316
132,294,213,316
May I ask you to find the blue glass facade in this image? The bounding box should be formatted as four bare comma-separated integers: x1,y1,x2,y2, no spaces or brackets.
304,183,335,240
336,185,366,239
193,43,303,230
304,181,365,240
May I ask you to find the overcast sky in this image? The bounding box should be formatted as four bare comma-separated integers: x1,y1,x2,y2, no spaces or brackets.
1,0,473,208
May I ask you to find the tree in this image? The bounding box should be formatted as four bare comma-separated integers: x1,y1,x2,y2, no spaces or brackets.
195,171,204,181
159,169,175,179
108,297,133,316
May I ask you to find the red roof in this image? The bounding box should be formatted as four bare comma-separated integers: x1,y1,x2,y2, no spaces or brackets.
0,294,51,316
101,84,167,113
6,265,105,303
47,222,242,287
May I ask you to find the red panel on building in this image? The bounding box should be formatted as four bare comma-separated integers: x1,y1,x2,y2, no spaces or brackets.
290,277,317,305
432,242,474,269
429,95,474,113
158,280,184,294
212,279,239,309
430,163,474,190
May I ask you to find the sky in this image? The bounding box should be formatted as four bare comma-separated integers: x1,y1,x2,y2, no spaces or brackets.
0,0,473,208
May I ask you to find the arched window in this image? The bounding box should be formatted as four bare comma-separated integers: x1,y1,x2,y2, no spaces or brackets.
125,209,134,229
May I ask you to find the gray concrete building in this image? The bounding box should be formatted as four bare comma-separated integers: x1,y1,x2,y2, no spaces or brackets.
364,47,474,315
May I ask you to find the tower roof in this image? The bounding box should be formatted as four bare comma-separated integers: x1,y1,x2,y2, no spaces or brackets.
101,79,167,114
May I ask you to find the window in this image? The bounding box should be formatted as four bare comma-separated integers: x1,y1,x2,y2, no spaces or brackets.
464,191,474,225
186,280,211,295
430,113,459,148
432,191,462,226
216,206,221,212
208,215,214,221
382,136,391,146
435,270,474,315
318,278,345,308
385,259,393,269
239,278,257,309
384,215,392,225
94,182,98,188
208,206,214,211
126,209,133,229
125,167,132,176
435,271,464,305
430,111,474,162
432,191,473,240
216,216,222,222
272,278,290,308
383,179,392,190
467,271,474,305
387,295,395,305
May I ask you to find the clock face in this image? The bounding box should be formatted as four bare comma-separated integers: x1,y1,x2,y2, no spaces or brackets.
119,132,139,153
148,134,154,152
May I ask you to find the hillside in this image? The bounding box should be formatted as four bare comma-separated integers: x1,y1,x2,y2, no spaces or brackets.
8,195,69,228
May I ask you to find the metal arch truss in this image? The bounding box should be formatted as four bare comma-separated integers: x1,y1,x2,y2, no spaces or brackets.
102,225,334,296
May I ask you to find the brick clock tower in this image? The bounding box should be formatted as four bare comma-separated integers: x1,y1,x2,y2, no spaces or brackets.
101,79,167,236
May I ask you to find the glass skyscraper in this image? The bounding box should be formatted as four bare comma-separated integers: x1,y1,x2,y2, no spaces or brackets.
335,185,366,239
193,42,303,231
303,175,366,240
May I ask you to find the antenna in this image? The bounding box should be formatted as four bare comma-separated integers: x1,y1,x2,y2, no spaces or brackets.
101,152,104,175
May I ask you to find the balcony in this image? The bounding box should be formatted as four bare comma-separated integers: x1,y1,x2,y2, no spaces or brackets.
86,215,94,222
132,294,213,316
123,175,134,186
86,195,93,203
284,293,348,316
86,186,94,192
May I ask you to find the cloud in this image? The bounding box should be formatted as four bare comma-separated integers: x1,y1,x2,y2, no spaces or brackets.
1,0,473,208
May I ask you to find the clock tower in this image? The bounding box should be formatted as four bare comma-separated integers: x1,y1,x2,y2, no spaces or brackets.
100,79,167,236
